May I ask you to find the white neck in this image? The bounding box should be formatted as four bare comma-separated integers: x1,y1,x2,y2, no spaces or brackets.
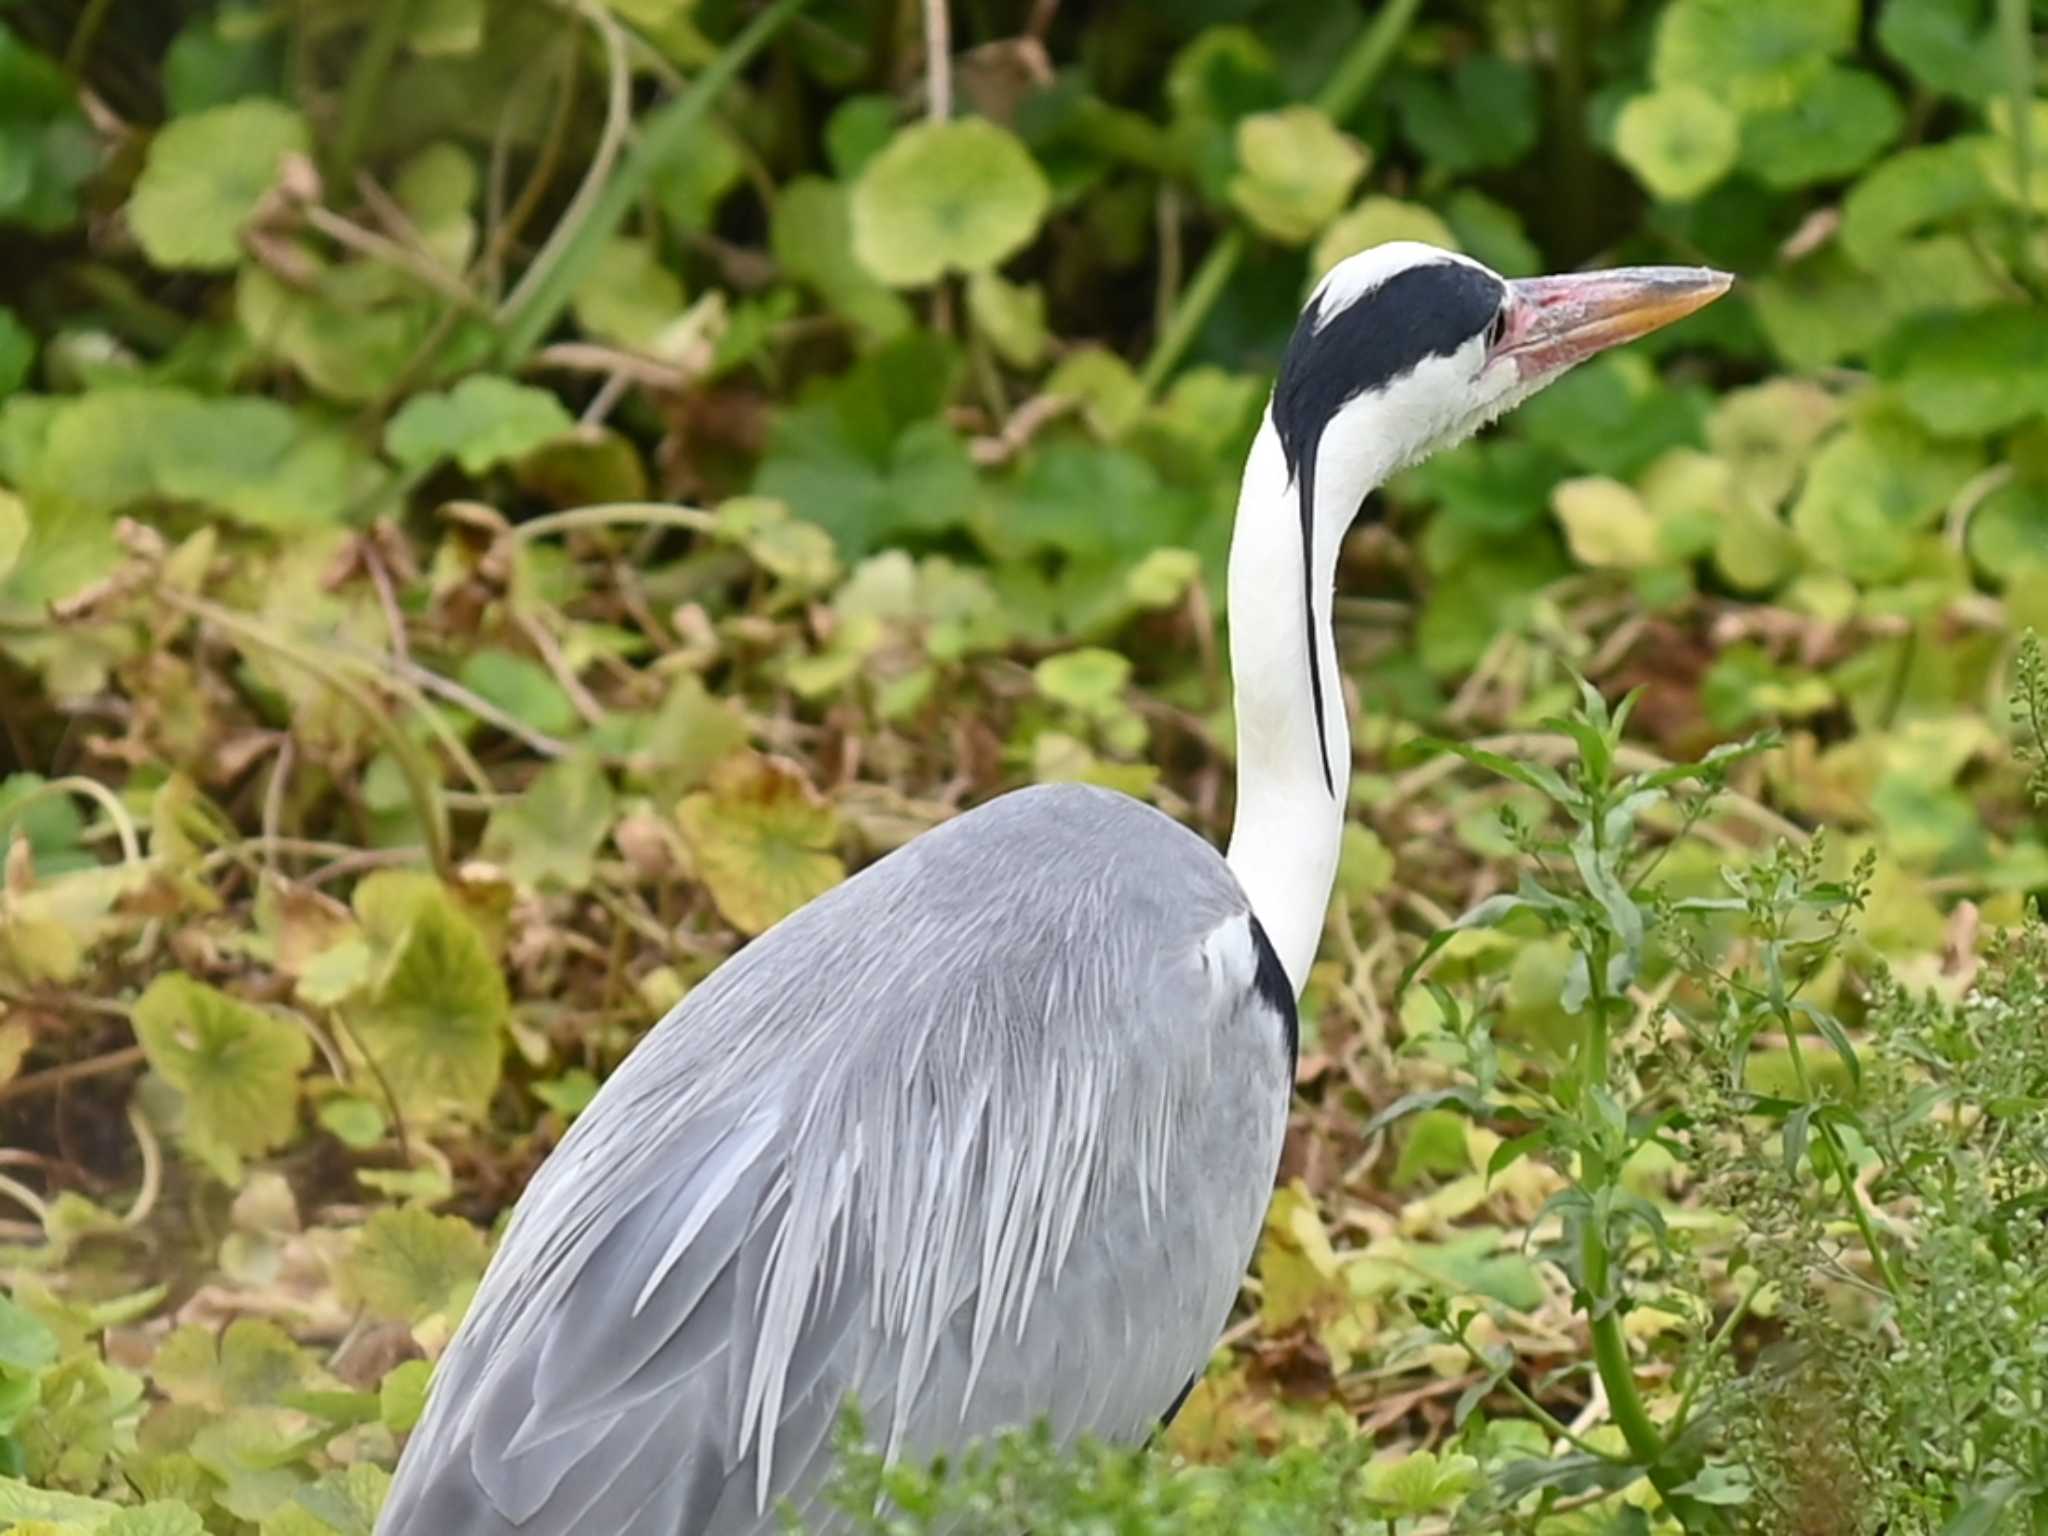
1224,409,1399,996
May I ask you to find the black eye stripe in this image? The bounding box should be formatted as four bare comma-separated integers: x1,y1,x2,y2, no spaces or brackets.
1270,261,1506,480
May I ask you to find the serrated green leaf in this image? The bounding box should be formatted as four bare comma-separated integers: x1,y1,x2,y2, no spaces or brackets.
384,375,574,476
676,753,843,936
348,886,508,1121
344,1206,486,1325
752,334,974,556
132,974,311,1168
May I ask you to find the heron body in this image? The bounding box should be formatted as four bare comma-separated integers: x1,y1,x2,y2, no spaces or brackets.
377,243,1729,1535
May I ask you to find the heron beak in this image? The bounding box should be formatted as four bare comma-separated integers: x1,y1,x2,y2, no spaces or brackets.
1495,265,1733,378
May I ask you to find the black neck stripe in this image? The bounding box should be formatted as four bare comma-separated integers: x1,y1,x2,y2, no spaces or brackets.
1267,260,1504,805
1297,451,1333,797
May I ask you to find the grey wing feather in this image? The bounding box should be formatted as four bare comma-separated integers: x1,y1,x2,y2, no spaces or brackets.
376,782,1292,1536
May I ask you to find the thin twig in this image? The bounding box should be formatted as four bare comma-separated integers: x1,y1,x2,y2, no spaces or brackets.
121,1100,162,1229
498,0,635,324
0,1046,146,1107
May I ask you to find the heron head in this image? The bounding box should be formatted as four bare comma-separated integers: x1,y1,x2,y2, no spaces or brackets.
1270,241,1732,497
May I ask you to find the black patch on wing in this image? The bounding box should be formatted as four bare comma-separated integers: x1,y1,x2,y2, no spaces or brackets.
1266,261,1503,800
1248,913,1298,1080
1156,1373,1199,1437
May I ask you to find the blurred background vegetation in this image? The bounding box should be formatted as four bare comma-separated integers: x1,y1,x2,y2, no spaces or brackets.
1,0,2046,1530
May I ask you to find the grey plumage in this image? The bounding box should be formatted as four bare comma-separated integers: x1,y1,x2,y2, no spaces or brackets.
375,240,1734,1536
377,783,1293,1535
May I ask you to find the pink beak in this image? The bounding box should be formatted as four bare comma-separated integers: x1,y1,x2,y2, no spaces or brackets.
1495,266,1733,378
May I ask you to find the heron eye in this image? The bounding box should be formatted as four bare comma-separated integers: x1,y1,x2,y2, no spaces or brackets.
1486,307,1509,349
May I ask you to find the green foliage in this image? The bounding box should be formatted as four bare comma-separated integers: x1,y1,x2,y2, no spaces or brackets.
0,0,2045,1531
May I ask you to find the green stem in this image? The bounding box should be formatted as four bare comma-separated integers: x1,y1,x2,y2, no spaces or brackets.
498,0,812,362
1136,0,1424,398
1137,229,1243,398
332,0,417,190
1445,1323,1623,1461
62,0,114,77
1669,1268,1765,1438
1577,925,1701,1518
1998,0,2042,292
1778,1020,1900,1296
1311,0,1427,122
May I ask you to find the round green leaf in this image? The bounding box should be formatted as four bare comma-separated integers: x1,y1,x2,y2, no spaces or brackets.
1877,0,2007,103
1614,86,1739,202
851,118,1050,287
127,98,309,271
571,236,685,351
1738,66,1901,188
1552,477,1661,568
772,177,912,340
132,972,313,1170
1790,415,1980,584
1840,138,1997,268
1652,0,1856,110
1875,305,2048,437
1966,475,2048,585
1227,106,1366,245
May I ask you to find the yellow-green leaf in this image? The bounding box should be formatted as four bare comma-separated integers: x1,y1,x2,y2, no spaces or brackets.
347,888,508,1121
343,1206,486,1326
1614,85,1739,202
132,974,311,1168
851,118,1050,287
1552,476,1661,568
677,754,844,936
1228,106,1367,245
128,99,310,271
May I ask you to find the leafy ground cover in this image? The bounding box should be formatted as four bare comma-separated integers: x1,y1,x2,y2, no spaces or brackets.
1,0,2046,1530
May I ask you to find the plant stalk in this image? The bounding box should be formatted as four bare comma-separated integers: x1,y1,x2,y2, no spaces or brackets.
332,0,417,190
1999,0,2042,292
498,0,812,362
1137,0,1423,398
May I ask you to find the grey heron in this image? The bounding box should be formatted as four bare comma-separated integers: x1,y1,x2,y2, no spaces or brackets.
375,242,1729,1535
